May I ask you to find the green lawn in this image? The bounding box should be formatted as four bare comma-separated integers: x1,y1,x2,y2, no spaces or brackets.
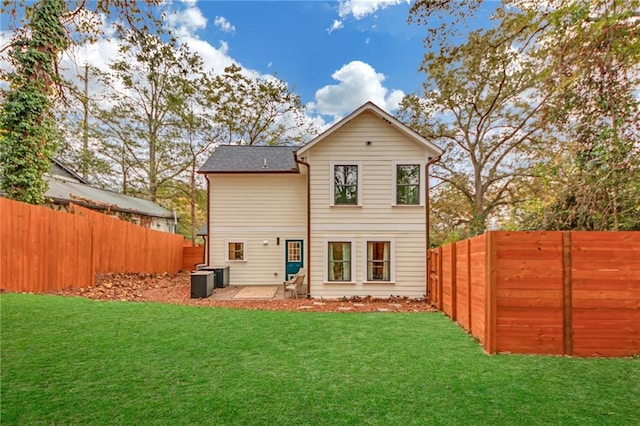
1,294,638,425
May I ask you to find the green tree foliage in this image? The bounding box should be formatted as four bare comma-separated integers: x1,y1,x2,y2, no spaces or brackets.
408,0,639,236
161,86,218,244
55,63,112,185
0,0,68,204
206,64,317,145
399,22,548,236
93,32,205,202
0,0,161,204
528,0,640,230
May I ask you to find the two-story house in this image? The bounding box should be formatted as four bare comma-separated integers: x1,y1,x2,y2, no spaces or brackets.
199,102,443,298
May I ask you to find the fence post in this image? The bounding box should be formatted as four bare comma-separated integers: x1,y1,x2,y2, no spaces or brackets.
562,231,573,356
485,231,497,354
437,247,443,310
467,238,472,335
427,249,432,301
451,243,457,321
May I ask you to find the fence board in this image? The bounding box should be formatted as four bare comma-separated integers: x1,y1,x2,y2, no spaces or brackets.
455,240,470,330
183,246,205,271
571,232,640,357
443,244,457,319
0,198,184,293
71,204,183,274
427,230,639,357
469,234,486,342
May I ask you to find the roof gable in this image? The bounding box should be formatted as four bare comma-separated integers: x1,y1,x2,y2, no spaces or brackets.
50,159,89,184
199,145,299,173
296,101,443,157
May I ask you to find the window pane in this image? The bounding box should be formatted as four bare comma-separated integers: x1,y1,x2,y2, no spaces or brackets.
367,241,390,281
228,242,244,260
397,165,419,184
288,241,301,262
335,185,357,204
396,165,419,205
328,242,351,281
335,165,357,185
344,165,358,185
397,185,419,205
334,165,358,204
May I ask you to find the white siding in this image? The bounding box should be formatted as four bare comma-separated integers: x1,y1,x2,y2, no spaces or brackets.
310,232,426,298
207,173,307,286
304,111,429,298
204,110,434,297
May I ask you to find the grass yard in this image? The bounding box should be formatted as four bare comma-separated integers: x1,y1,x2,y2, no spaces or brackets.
1,294,638,425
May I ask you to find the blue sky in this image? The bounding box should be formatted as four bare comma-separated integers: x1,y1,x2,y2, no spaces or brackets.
196,1,426,105
167,0,430,122
0,0,494,125
165,0,494,123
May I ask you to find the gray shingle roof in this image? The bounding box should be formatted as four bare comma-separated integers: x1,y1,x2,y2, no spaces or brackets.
199,145,299,173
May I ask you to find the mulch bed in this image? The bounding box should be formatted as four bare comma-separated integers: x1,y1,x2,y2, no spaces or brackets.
48,272,437,313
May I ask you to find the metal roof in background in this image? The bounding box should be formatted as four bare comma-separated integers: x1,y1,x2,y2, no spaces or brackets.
46,177,174,219
199,145,299,173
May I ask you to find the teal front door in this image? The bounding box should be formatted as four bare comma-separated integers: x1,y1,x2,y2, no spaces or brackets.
285,240,303,280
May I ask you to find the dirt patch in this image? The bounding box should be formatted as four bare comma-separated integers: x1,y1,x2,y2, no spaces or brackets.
48,272,437,313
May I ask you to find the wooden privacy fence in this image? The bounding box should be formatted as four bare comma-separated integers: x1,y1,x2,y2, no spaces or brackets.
0,197,184,293
182,246,205,271
427,231,639,357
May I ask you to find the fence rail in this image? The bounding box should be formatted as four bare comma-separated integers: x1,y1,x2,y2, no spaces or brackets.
428,231,639,357
1,198,184,293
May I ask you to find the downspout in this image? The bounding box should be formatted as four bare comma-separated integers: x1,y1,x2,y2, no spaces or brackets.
426,154,443,297
205,174,211,265
294,154,311,298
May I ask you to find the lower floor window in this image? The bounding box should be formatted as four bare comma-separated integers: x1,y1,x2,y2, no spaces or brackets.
228,242,244,260
328,242,351,281
367,241,390,281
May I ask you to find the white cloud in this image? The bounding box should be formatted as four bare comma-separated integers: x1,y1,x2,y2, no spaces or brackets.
327,20,344,34
0,31,13,90
180,37,235,73
214,16,235,33
338,0,409,20
314,61,405,119
166,4,207,37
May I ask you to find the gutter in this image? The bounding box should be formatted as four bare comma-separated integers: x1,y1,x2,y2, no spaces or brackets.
294,154,311,298
426,154,443,297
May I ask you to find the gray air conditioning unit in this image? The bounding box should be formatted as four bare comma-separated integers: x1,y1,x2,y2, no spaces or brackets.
190,271,214,298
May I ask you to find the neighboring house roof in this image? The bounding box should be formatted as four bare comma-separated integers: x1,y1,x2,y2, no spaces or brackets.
45,159,174,219
296,101,444,157
50,160,89,184
198,145,299,173
197,223,207,236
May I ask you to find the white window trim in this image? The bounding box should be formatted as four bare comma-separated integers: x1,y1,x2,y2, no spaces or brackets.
391,161,425,207
225,240,247,262
323,238,357,284
330,161,363,207
362,238,396,284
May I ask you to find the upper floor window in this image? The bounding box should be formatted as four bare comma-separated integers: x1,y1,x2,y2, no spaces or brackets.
333,164,360,205
396,164,420,205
